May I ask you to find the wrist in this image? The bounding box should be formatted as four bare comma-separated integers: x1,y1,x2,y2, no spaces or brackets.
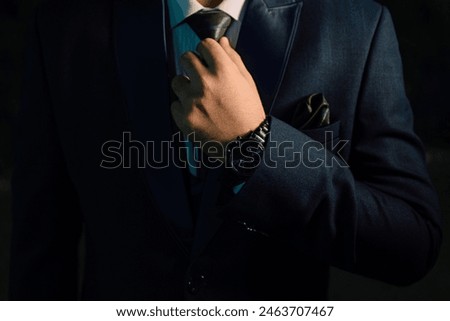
225,116,271,181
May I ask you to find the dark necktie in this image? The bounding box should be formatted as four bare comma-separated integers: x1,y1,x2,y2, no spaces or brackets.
185,10,232,40
183,10,233,222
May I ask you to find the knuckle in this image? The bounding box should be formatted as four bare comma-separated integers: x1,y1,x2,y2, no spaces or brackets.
230,50,243,63
171,77,180,89
181,51,196,64
199,76,212,92
186,110,197,125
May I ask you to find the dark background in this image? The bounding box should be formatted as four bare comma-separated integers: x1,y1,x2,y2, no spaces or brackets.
0,0,449,300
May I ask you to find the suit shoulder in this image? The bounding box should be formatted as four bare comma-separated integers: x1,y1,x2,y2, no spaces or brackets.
34,0,112,42
322,0,383,12
325,0,384,23
306,0,386,40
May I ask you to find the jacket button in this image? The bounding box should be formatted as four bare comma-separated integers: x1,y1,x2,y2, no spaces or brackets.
186,275,205,295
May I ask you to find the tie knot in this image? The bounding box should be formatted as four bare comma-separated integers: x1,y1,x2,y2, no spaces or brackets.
185,10,232,41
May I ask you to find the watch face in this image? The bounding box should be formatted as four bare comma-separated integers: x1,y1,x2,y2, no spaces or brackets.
227,139,265,177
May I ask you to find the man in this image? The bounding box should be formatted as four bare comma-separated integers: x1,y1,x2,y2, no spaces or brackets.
10,0,442,300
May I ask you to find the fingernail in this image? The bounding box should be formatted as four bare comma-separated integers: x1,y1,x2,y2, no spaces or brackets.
181,51,192,60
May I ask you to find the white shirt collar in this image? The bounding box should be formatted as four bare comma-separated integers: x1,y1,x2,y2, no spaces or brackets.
168,0,246,28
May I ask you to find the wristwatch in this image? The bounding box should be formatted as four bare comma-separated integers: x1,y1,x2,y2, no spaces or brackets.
225,116,271,180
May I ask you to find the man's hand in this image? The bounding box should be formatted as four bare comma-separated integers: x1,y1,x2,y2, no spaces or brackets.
171,37,266,147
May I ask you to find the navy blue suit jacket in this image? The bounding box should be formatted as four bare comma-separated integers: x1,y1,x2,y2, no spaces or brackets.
10,0,442,300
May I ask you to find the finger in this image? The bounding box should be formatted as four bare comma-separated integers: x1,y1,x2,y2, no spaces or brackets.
196,38,230,72
180,51,207,83
171,75,191,100
170,100,190,134
170,100,183,114
218,37,242,65
219,37,254,83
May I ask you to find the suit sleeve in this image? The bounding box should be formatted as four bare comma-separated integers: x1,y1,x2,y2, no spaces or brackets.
9,9,82,299
221,7,442,285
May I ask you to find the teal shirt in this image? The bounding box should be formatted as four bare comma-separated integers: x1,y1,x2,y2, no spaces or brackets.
167,0,246,192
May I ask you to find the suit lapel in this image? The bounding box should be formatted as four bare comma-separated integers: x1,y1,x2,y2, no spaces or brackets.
238,0,303,114
114,0,194,239
191,0,304,259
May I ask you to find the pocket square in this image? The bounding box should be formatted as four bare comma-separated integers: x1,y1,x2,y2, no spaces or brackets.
292,93,331,130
